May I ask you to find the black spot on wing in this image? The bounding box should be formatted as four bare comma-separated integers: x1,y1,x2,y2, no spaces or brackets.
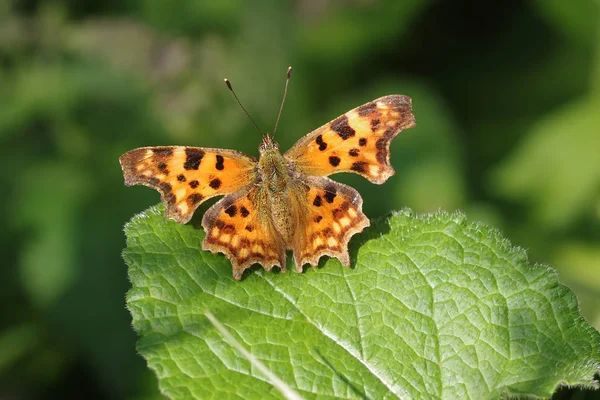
210,178,222,189
329,156,341,167
158,162,169,174
331,115,355,140
189,180,199,189
315,134,327,151
225,205,237,217
240,206,250,217
313,195,322,207
324,185,337,203
359,138,367,146
177,174,186,182
184,149,205,170
215,155,224,170
348,148,359,157
351,161,368,173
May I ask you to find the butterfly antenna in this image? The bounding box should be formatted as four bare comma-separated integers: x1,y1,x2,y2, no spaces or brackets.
272,66,292,138
224,78,263,136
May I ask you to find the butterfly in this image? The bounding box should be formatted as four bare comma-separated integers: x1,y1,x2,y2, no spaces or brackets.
120,68,416,279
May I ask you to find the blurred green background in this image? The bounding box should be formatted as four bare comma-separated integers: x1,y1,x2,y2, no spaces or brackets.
1,0,598,399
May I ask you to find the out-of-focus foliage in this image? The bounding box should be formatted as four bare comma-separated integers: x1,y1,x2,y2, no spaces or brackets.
0,0,598,399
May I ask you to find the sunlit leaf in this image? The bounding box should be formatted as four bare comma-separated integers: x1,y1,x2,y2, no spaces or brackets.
124,205,600,399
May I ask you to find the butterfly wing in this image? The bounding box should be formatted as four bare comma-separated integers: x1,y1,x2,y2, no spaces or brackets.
284,95,415,184
290,176,370,269
120,146,257,223
202,185,286,280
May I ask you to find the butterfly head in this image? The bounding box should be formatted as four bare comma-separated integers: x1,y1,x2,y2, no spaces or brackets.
259,134,279,154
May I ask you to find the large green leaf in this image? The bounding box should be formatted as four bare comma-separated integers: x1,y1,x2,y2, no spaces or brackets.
124,205,599,399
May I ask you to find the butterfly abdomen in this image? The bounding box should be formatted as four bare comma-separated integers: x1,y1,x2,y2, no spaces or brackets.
258,148,297,243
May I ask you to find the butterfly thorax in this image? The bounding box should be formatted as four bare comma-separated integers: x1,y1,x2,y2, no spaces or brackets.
258,135,297,243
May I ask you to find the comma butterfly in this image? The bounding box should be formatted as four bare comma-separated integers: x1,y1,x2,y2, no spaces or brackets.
120,67,416,279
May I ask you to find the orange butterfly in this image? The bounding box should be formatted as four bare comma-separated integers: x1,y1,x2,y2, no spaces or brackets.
120,68,416,279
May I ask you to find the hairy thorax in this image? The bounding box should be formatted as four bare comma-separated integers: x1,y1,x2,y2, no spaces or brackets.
258,149,297,243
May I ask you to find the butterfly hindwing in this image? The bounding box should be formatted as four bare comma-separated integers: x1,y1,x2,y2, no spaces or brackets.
120,146,257,223
291,176,370,269
201,185,286,280
284,95,415,184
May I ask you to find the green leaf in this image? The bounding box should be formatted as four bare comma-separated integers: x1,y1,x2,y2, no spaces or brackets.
124,205,600,399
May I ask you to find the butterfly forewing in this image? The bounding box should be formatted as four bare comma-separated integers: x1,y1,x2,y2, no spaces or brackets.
119,146,257,223
284,95,415,184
